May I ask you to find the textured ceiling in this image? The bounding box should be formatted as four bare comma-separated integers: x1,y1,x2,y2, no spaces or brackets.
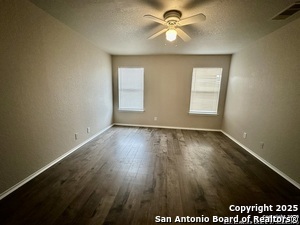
30,0,300,55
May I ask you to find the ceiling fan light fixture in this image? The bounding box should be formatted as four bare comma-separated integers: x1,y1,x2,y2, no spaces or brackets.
166,29,177,42
145,9,205,42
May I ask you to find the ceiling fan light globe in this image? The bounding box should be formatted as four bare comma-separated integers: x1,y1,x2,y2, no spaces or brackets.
166,29,177,42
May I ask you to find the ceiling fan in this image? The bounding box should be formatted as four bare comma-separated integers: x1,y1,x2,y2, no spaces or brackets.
144,10,206,42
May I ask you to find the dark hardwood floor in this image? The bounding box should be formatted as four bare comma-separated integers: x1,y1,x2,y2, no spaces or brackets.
0,126,299,225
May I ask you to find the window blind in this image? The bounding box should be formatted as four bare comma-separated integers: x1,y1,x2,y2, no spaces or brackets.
118,68,144,111
189,68,223,115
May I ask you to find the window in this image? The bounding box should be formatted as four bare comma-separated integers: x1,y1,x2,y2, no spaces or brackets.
118,67,144,111
189,68,223,115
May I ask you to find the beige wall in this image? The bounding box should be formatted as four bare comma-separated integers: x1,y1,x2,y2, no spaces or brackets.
0,0,113,194
222,18,300,183
112,55,231,129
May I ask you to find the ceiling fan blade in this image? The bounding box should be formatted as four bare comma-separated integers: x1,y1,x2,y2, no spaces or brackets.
179,13,206,26
143,14,166,25
148,28,168,39
176,28,191,42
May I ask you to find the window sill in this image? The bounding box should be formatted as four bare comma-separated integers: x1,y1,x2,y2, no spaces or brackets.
118,109,145,112
189,111,219,116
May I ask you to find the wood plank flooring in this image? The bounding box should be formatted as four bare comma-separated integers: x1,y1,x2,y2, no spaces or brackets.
0,126,299,225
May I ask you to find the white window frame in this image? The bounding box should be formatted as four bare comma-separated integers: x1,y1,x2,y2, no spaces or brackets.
118,67,144,112
189,67,223,115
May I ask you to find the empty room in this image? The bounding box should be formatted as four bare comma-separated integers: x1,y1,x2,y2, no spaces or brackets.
0,0,299,224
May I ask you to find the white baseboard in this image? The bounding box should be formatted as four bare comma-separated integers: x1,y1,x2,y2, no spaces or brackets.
114,123,221,132
0,124,113,200
221,131,300,190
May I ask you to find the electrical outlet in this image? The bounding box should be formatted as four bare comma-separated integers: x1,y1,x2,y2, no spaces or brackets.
87,127,90,133
243,132,247,139
75,133,78,140
154,117,158,121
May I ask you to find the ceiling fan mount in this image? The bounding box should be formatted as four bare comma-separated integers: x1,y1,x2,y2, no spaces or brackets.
163,10,182,25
